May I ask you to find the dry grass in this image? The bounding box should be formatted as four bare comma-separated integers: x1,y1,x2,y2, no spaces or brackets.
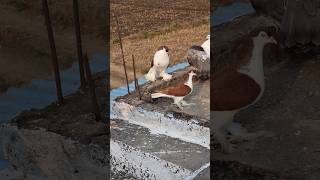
110,0,210,89
110,20,209,89
1,0,107,38
0,1,107,92
111,22,209,73
110,0,209,37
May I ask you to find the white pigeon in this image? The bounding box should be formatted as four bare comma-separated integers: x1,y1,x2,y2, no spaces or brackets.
212,31,277,153
145,46,172,82
151,71,197,109
201,35,210,59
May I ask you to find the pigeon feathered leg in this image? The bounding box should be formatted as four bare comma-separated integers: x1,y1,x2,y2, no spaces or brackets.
180,100,195,106
145,67,157,81
173,97,184,110
159,70,172,81
212,110,238,153
226,122,275,142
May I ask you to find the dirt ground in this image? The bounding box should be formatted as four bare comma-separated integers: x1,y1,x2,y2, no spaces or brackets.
0,0,107,93
0,0,210,91
110,0,210,89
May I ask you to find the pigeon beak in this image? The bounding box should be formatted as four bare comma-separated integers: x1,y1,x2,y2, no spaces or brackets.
270,36,277,44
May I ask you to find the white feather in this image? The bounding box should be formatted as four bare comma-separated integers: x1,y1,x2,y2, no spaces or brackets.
151,93,173,99
145,48,171,82
145,67,157,82
201,35,210,59
153,49,170,73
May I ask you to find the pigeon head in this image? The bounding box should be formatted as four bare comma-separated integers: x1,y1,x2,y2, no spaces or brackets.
253,31,277,46
158,46,169,52
189,71,197,77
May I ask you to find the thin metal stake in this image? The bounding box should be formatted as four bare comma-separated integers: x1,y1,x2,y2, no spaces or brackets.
114,14,130,94
42,0,63,105
83,53,101,121
132,55,141,100
73,0,86,91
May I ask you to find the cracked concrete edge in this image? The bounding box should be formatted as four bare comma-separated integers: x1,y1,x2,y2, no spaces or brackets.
111,101,210,148
110,140,192,180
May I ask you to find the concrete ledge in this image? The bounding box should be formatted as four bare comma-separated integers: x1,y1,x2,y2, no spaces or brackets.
111,101,209,148
111,118,209,170
110,140,192,180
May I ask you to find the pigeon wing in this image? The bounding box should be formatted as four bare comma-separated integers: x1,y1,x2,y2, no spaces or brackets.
212,68,261,111
158,83,191,97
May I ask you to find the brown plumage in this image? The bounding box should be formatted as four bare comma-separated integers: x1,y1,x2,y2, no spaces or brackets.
211,68,261,111
156,83,192,97
151,71,197,109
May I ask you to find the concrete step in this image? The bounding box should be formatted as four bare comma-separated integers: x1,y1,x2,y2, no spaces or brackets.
111,101,210,148
110,119,210,180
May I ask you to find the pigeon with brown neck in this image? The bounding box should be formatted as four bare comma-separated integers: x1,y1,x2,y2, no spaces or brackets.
151,71,196,110
212,31,277,153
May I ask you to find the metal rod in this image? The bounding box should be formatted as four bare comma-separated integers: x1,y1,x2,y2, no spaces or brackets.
132,54,141,100
42,0,64,105
114,14,130,94
83,53,101,121
73,0,86,91
132,55,137,90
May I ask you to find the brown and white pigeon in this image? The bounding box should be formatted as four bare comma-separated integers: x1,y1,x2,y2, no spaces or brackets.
212,31,277,153
151,71,197,109
145,46,172,82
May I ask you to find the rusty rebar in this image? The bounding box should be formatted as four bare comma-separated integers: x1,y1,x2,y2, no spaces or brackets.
83,53,101,121
73,0,86,91
42,0,64,105
114,14,130,94
132,54,141,100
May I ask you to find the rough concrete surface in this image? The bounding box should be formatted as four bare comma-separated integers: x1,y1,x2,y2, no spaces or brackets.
111,66,210,179
0,72,109,180
111,119,209,171
117,67,210,126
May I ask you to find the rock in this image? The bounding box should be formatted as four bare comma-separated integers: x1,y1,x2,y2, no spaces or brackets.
0,123,108,180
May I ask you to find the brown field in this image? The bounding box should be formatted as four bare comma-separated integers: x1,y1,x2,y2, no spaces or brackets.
0,0,107,93
110,0,210,89
0,0,210,92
